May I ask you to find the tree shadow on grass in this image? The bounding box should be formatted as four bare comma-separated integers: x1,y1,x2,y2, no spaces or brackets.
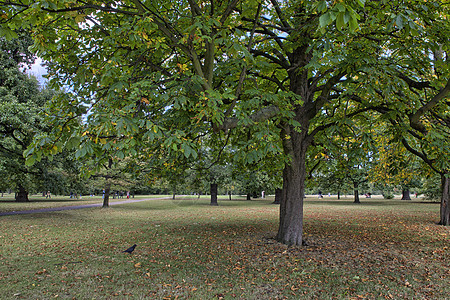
304,199,435,207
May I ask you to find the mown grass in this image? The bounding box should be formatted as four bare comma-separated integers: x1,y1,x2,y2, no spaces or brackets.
0,196,448,299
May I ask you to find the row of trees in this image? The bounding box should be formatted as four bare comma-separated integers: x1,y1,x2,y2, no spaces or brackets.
1,0,449,245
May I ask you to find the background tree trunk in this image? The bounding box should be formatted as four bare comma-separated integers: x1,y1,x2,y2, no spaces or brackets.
102,183,111,208
210,183,218,206
401,189,411,200
15,185,29,202
440,174,449,226
353,182,360,203
273,188,282,204
246,193,251,201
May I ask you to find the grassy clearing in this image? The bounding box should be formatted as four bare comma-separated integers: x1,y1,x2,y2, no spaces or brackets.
0,196,448,299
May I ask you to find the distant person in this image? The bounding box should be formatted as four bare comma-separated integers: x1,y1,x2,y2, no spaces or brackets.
318,190,323,198
46,191,51,199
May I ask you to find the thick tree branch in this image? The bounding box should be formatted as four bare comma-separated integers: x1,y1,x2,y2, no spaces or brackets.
401,138,440,174
218,105,280,131
409,78,450,133
397,71,432,90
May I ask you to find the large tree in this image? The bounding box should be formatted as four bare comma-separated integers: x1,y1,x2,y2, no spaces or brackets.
0,32,59,201
2,0,448,243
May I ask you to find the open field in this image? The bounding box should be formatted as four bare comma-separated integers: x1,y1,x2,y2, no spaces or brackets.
0,196,448,299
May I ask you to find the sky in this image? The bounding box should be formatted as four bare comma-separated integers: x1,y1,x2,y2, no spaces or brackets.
27,57,48,85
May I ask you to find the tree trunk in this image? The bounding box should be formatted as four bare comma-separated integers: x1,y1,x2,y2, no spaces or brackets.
337,190,341,200
440,174,449,226
228,191,232,200
273,188,282,204
246,193,251,201
276,124,309,246
353,182,360,204
15,184,29,202
401,188,411,200
102,183,111,208
210,183,218,206
276,157,306,246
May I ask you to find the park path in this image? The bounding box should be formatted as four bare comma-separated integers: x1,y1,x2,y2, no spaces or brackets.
0,197,170,217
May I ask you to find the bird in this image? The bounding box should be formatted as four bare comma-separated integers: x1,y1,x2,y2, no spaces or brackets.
122,244,137,254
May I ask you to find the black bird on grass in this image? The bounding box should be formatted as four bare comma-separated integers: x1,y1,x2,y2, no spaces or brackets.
123,244,137,254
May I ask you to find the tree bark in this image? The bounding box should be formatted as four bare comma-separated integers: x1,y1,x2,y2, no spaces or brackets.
246,193,251,201
210,183,218,206
15,184,29,202
276,125,309,246
337,190,341,200
276,156,306,246
401,188,411,200
353,182,360,203
440,174,449,226
273,188,282,204
102,182,111,208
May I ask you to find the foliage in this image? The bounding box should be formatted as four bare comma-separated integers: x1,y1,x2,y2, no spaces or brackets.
0,33,65,199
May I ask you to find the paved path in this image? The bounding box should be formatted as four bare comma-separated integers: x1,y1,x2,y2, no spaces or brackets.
0,198,169,216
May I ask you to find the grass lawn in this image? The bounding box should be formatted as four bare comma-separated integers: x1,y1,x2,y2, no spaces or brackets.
0,196,448,299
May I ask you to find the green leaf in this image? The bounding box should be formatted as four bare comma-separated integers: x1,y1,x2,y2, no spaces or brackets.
319,13,332,28
355,0,366,7
317,0,327,12
396,15,403,29
25,156,36,167
349,17,359,32
336,12,345,30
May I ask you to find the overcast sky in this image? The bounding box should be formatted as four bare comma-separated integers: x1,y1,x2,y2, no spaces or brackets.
27,57,48,85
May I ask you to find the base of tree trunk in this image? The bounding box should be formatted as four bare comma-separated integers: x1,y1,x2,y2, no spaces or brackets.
15,186,29,202
273,188,282,204
401,189,411,200
15,196,29,202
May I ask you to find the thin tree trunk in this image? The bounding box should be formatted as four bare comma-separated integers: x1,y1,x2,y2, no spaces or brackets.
401,188,411,200
337,190,341,200
440,174,449,226
15,184,29,202
353,182,360,204
102,182,111,208
246,193,251,201
210,183,218,206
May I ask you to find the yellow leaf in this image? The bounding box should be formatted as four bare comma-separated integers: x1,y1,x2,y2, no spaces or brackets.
134,262,141,268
